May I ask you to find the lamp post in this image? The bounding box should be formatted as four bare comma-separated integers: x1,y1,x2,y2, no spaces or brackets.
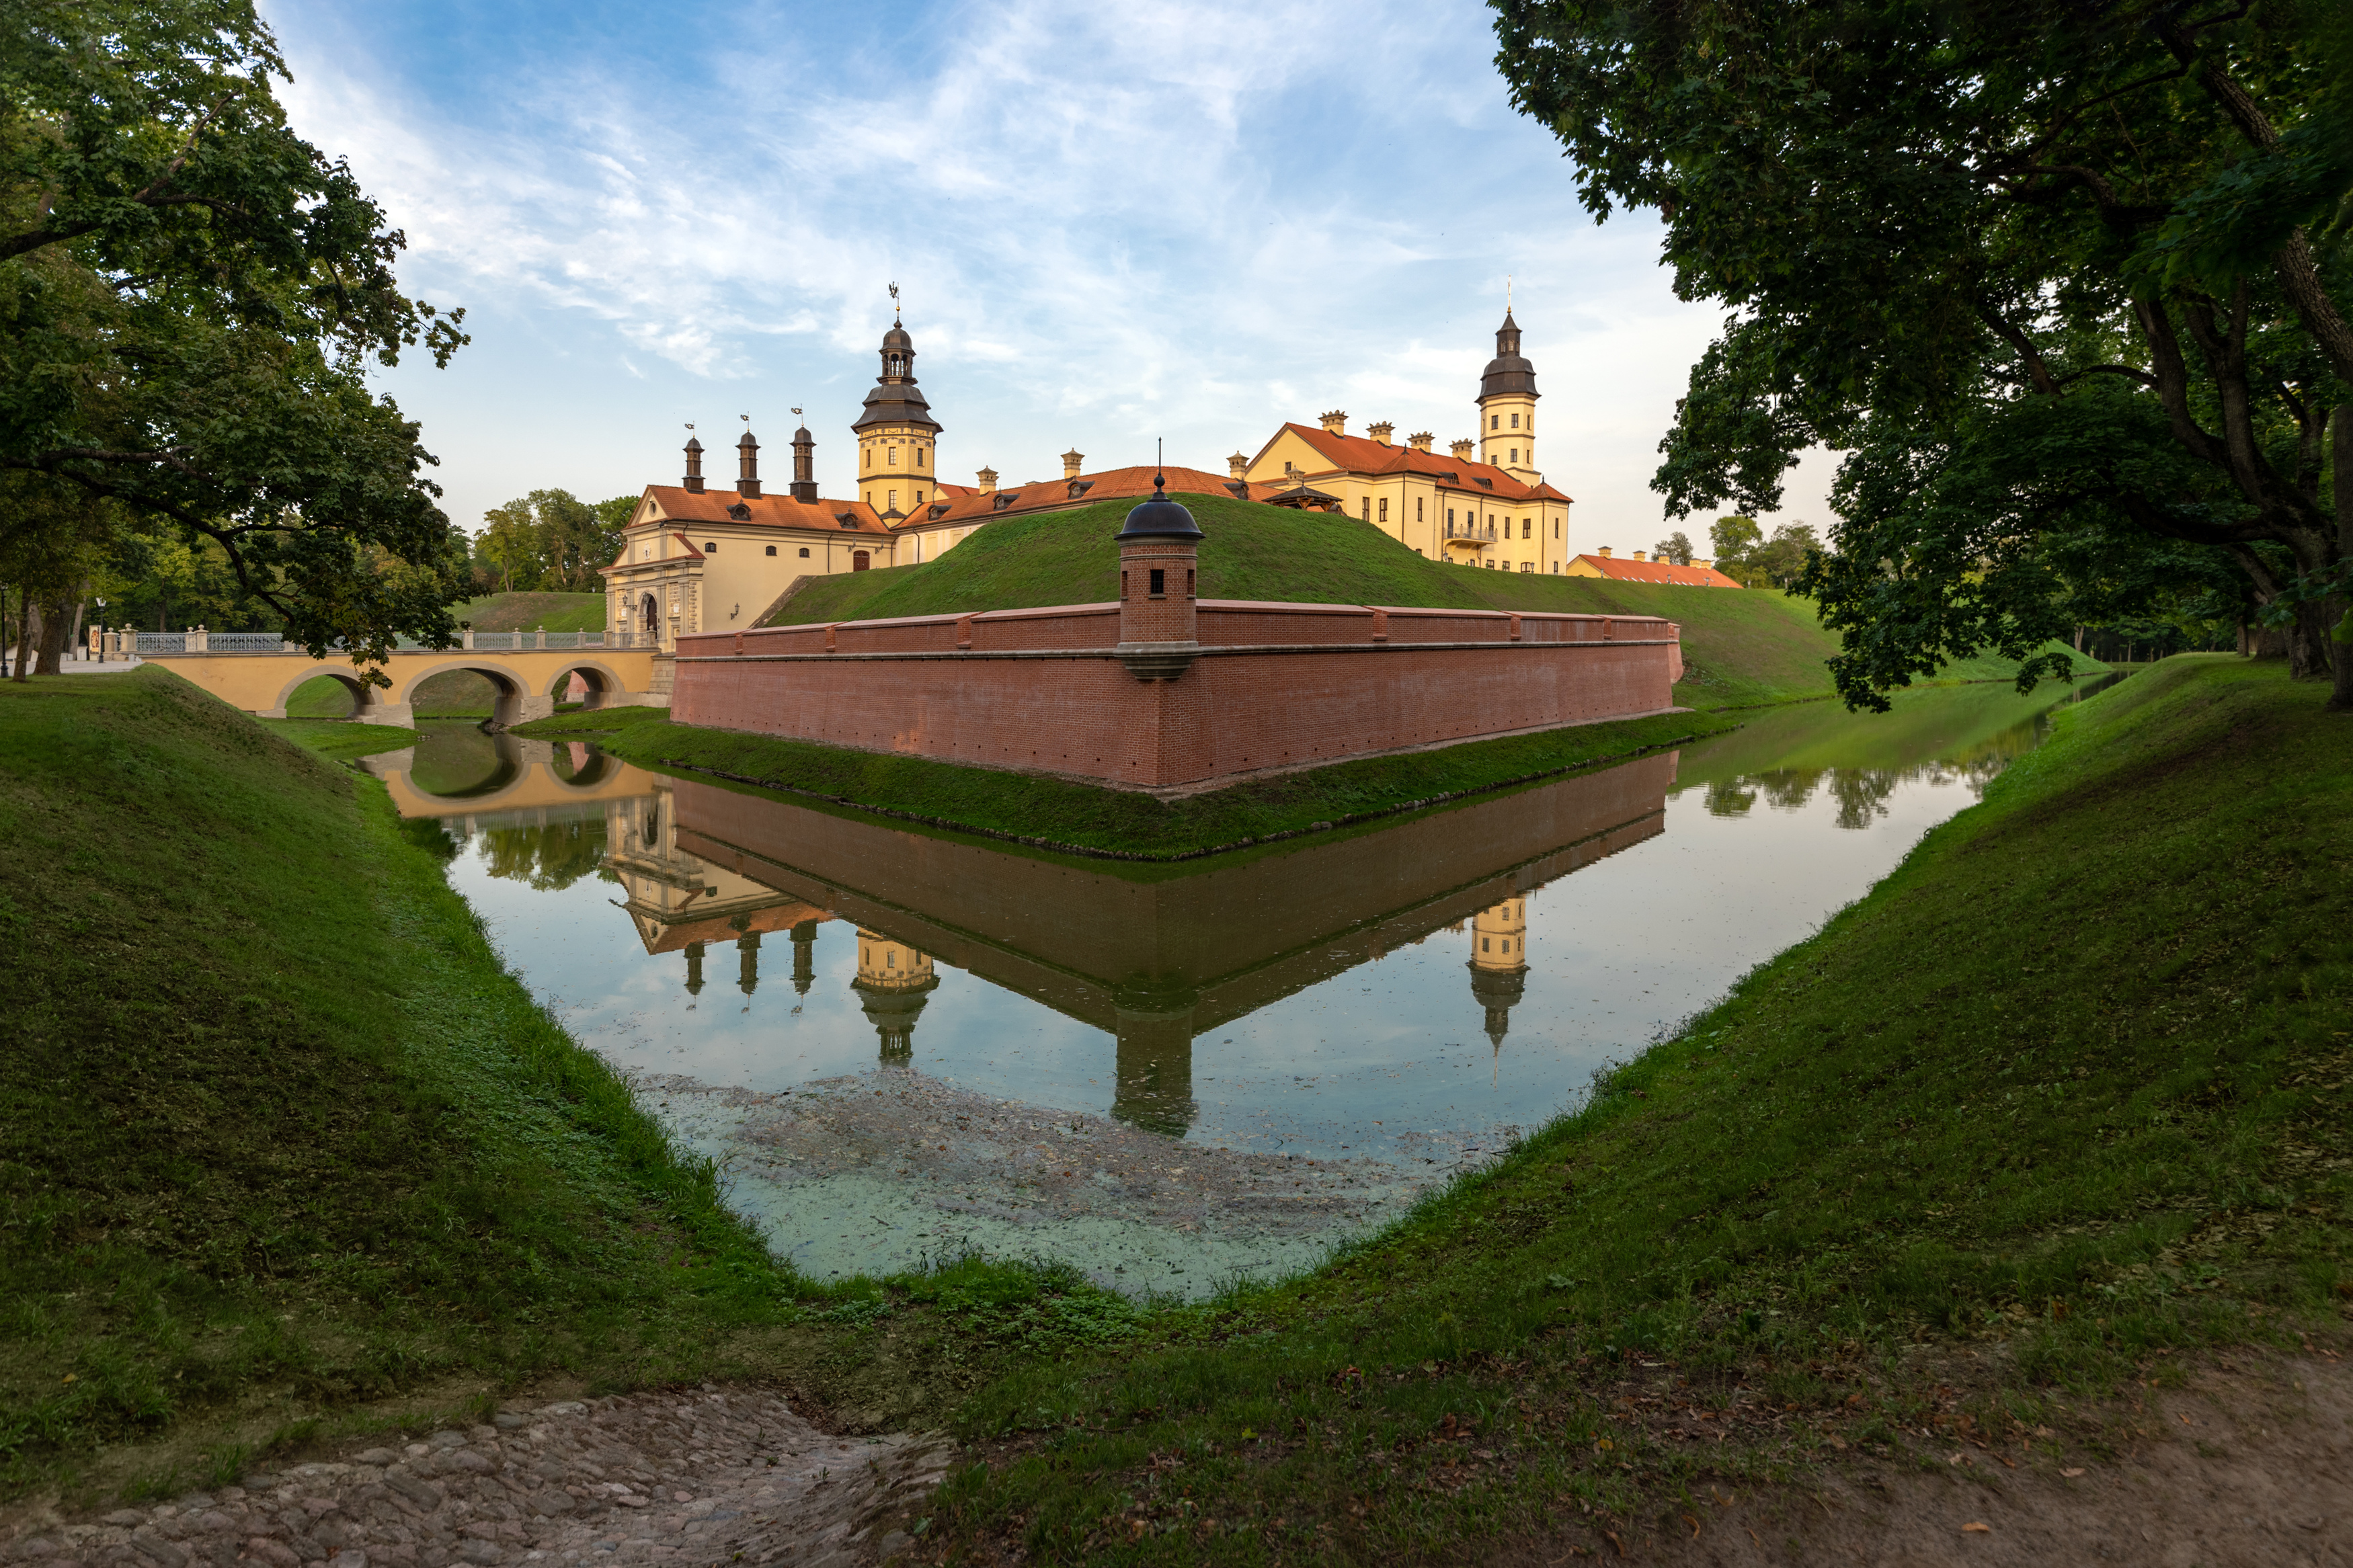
93,598,106,663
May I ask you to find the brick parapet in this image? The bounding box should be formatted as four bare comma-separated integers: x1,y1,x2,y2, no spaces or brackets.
672,602,1682,790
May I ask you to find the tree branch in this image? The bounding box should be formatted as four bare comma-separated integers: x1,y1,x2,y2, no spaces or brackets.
1978,305,2061,395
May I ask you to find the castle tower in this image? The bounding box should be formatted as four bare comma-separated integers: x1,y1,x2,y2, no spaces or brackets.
1113,471,1203,682
735,428,761,498
682,435,706,494
790,917,817,995
852,927,939,1063
852,313,943,517
737,930,761,994
684,940,706,996
1476,310,1540,479
789,420,817,504
1467,895,1529,1051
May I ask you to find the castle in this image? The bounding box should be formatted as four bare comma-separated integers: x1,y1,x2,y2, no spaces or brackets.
600,306,1583,653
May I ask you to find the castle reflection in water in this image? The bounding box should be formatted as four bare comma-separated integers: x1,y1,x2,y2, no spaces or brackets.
377,731,1677,1139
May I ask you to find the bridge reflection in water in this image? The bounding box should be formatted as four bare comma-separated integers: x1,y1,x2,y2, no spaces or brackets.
372,727,1676,1139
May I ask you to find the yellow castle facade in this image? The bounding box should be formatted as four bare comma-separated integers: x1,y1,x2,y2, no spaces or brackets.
600,305,1577,651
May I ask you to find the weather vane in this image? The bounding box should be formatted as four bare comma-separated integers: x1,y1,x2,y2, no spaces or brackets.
791,406,803,418
889,281,900,319
1507,274,1513,311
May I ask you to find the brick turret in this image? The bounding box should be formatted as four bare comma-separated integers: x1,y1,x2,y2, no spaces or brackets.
1113,471,1202,682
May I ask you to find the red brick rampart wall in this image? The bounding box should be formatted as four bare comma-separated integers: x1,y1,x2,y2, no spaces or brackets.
673,601,1682,790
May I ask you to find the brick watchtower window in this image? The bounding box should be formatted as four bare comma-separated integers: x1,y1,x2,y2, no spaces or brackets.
1149,568,1166,598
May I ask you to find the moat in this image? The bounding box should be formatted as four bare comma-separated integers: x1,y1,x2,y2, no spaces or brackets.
366,679,2112,1298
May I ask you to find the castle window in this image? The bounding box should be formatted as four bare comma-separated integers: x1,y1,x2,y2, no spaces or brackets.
1490,414,1500,430
1378,498,1388,523
888,446,898,465
799,547,809,557
705,542,718,552
765,544,776,556
917,448,926,468
1523,518,1532,538
1510,413,1519,428
1482,938,1490,952
1149,568,1165,597
1554,519,1560,538
1510,448,1518,462
1415,498,1423,522
1361,498,1371,521
1447,508,1455,526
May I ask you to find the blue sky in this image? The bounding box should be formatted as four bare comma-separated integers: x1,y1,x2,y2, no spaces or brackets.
266,0,1834,556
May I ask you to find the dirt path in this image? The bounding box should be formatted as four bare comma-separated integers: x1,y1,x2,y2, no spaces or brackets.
3,1390,949,1568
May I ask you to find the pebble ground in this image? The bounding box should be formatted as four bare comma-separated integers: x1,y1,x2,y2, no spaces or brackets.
4,1392,951,1568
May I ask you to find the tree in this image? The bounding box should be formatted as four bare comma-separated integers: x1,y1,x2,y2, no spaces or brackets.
473,490,629,594
1652,529,1695,565
3,0,471,674
1494,0,2353,710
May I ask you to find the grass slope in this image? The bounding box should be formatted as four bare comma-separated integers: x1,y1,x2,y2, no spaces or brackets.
0,671,1136,1502
908,657,2350,1563
450,591,605,633
535,706,1737,862
774,495,2102,708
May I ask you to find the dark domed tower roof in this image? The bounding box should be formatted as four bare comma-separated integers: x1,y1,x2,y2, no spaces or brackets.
1478,308,1540,403
1115,472,1204,540
852,317,942,434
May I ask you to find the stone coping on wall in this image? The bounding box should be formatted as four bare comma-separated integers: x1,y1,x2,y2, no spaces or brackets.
673,638,1681,665
698,598,1677,659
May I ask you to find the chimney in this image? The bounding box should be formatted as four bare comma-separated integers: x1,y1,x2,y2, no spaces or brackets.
1320,410,1348,436
1408,431,1434,452
1695,557,1712,569
682,436,705,494
1062,448,1084,481
1367,420,1394,445
1227,451,1248,480
1598,546,1612,557
976,466,998,495
736,429,761,498
1632,550,1646,561
1450,438,1475,460
790,425,817,503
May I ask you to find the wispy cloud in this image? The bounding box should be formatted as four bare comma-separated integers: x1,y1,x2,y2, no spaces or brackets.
266,0,1835,542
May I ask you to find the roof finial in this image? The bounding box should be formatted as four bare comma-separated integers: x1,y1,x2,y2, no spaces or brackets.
889,280,900,321
1507,274,1513,312
1155,437,1164,494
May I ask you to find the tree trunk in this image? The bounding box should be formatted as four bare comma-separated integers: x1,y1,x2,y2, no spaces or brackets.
2332,407,2353,712
34,592,71,675
13,593,38,682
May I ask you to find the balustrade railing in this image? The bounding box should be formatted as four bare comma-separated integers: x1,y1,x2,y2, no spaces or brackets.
1443,522,1498,543
117,628,623,655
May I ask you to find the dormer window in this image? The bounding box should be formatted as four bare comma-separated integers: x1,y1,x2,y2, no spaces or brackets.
726,501,750,520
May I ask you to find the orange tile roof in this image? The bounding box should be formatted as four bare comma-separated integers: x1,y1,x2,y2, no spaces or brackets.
1271,423,1574,504
1572,554,1743,587
643,485,885,532
899,464,1265,530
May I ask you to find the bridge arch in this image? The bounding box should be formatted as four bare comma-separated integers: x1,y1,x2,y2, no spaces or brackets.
272,667,373,718
539,658,635,708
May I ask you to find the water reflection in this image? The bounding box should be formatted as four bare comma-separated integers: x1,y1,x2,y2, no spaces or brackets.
363,678,2109,1293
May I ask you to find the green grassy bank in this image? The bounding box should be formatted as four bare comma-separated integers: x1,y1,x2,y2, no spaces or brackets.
520,704,1739,862
908,656,2350,1563
0,670,1122,1502
772,495,2101,709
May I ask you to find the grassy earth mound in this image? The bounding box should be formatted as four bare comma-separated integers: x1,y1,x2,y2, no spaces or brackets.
0,670,1122,1503
904,657,2349,1563
524,705,1737,862
449,591,606,633
772,495,2102,708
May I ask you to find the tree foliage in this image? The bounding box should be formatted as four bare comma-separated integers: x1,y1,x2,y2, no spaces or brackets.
473,491,631,594
1,0,471,671
1495,0,2353,708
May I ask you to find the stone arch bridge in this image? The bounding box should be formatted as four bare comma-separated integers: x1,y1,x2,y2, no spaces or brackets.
132,633,664,727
